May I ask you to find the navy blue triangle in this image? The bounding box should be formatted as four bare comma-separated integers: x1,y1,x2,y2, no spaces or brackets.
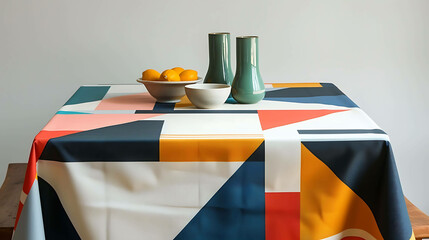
39,120,164,162
263,83,358,107
302,141,412,240
152,102,176,112
264,95,358,108
265,83,343,98
174,142,265,240
38,177,81,240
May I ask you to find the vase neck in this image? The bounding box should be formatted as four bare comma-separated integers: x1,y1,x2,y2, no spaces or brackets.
208,33,232,69
236,36,259,70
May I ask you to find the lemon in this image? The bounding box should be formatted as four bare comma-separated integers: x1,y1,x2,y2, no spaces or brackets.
172,67,184,75
180,69,198,81
160,69,181,81
142,69,161,81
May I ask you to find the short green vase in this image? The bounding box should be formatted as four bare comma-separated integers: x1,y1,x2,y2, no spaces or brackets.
203,33,234,85
231,36,265,104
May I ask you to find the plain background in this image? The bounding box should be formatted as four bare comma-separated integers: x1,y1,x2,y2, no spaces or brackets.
1,0,428,213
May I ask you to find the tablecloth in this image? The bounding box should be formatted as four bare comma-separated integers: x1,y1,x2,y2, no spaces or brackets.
13,83,414,240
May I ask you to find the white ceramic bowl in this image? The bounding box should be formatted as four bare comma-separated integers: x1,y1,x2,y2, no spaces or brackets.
185,83,231,109
137,78,202,103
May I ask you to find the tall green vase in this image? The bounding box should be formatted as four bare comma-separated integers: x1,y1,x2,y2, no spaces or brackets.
231,36,265,104
203,33,234,85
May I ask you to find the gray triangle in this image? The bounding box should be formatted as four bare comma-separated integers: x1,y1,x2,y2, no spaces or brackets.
13,180,46,240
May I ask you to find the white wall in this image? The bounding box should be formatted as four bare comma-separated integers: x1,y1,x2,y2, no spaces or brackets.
1,0,428,213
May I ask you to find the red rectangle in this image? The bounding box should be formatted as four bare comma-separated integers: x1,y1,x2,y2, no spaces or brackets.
266,192,300,240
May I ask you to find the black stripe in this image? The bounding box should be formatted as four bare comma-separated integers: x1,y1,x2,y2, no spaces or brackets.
97,83,140,85
298,129,386,135
136,110,258,114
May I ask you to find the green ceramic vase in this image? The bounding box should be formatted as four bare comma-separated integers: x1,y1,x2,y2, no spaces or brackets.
231,36,265,104
203,33,234,85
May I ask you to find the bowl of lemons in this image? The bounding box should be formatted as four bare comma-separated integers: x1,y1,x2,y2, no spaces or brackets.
137,67,202,103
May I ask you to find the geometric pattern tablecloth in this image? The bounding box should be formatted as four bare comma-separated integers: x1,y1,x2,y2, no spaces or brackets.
13,83,414,240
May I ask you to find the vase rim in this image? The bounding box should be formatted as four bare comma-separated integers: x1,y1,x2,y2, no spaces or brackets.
237,36,258,39
209,32,230,35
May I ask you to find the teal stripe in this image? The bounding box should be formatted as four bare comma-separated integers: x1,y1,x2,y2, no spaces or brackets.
56,111,91,115
64,86,110,105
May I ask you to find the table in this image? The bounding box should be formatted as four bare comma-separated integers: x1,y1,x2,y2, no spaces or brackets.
13,83,414,240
